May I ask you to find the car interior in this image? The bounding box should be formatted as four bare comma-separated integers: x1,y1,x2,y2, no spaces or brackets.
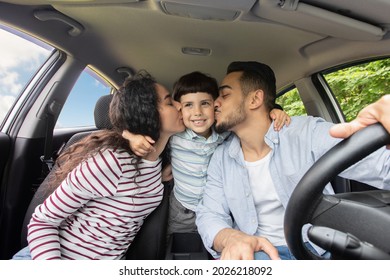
0,0,389,260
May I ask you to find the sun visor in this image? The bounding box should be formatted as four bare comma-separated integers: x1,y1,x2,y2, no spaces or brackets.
159,0,257,21
252,0,385,41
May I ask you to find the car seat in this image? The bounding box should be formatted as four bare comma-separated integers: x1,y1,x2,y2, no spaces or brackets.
20,94,170,259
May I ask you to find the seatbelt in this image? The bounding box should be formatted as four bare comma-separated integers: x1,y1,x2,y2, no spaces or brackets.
40,103,56,176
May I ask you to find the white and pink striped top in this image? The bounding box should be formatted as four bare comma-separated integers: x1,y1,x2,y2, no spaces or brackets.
27,148,163,260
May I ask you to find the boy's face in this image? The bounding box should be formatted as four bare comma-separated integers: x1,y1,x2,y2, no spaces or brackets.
179,92,215,138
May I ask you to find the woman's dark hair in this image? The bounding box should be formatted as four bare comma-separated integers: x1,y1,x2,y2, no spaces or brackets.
110,71,160,140
50,70,170,190
172,71,219,102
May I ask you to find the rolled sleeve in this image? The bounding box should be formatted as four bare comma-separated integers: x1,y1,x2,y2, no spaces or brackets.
195,148,233,258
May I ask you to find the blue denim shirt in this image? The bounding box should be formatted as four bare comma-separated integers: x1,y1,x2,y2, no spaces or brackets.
196,116,390,258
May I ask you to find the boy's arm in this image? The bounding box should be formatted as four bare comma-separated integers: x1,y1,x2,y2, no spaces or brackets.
270,106,291,131
122,130,156,157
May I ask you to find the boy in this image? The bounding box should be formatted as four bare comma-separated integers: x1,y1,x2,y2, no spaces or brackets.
124,71,290,240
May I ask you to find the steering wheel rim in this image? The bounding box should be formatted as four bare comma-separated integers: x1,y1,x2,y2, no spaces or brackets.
284,123,390,259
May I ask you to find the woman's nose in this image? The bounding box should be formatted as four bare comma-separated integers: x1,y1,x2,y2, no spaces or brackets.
173,100,182,111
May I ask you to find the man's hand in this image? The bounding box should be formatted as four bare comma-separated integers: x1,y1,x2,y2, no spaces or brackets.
214,228,279,260
330,95,390,148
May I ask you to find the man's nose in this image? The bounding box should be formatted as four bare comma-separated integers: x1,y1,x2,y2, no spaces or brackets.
214,97,221,110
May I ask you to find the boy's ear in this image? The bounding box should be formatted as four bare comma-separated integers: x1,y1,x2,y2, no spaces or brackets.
248,89,264,109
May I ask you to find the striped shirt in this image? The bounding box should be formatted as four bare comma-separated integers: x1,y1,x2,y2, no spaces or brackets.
170,128,229,211
27,148,163,260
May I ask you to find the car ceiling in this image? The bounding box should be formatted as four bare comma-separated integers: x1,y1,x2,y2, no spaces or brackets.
0,0,389,91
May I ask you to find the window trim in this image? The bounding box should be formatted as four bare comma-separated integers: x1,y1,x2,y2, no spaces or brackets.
2,50,65,135
311,73,345,124
316,56,390,124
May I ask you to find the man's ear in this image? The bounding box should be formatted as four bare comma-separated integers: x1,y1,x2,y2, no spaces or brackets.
248,89,264,109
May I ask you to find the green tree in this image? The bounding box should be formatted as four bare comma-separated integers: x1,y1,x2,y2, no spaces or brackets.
277,58,389,121
277,88,307,116
324,58,390,121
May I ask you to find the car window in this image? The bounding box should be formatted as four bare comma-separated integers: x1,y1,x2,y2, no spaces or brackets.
0,25,53,126
55,69,112,128
276,87,307,116
322,58,390,122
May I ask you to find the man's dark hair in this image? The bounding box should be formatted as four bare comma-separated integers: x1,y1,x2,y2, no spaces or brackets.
227,61,276,112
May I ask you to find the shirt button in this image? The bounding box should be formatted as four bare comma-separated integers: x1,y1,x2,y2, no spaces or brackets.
273,139,279,144
246,193,250,197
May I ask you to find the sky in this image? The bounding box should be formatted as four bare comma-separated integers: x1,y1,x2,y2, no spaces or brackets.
0,27,110,128
0,28,50,123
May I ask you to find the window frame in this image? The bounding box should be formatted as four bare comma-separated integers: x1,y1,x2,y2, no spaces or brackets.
0,24,56,134
318,56,390,124
276,85,307,117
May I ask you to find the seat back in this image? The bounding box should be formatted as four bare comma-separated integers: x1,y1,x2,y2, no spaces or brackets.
21,94,113,247
125,181,172,259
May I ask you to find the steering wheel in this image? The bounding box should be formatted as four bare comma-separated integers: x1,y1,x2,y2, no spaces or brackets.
284,123,390,260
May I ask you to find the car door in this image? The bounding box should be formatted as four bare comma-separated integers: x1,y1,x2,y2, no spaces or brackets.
0,25,62,259
0,24,111,259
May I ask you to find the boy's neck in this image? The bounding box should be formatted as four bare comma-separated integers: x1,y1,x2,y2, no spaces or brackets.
189,127,212,139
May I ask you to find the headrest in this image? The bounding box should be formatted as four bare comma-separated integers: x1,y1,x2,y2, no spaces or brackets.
94,94,113,129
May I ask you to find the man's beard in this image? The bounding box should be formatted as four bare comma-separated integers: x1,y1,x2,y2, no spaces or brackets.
215,101,246,134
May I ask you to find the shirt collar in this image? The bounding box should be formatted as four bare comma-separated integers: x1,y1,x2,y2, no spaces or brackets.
184,127,223,143
264,121,280,147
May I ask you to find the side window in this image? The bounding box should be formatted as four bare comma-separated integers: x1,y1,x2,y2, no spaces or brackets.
0,25,53,126
56,69,111,128
276,87,307,116
322,58,390,122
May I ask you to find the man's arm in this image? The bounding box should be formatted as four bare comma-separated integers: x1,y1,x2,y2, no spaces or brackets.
330,95,390,146
195,148,234,258
196,142,280,260
325,95,390,188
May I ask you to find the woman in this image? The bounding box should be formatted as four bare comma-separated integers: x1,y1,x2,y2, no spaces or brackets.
16,71,184,259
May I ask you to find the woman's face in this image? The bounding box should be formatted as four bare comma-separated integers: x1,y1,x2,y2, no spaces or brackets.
156,83,185,136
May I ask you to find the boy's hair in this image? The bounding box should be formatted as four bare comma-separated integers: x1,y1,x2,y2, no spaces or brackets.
227,61,276,112
172,71,219,102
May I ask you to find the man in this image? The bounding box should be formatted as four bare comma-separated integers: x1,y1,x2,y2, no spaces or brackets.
195,61,390,260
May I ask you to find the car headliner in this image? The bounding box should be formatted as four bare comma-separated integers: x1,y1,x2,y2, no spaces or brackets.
1,0,389,91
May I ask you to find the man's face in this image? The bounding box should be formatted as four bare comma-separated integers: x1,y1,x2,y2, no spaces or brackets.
214,72,247,134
